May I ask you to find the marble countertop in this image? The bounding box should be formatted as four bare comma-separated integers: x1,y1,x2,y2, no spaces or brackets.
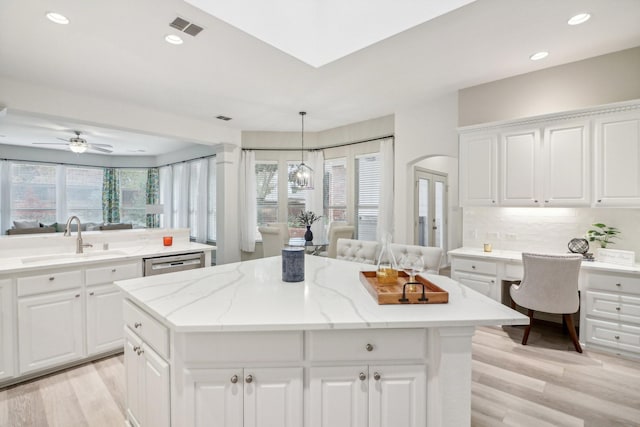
115,255,529,333
448,247,640,274
0,241,215,274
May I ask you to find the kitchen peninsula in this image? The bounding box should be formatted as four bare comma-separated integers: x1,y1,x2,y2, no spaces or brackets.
116,255,528,427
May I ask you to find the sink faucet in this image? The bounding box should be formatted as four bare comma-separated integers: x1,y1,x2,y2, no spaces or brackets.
64,216,93,254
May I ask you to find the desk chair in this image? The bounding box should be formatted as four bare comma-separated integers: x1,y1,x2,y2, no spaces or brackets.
510,253,583,353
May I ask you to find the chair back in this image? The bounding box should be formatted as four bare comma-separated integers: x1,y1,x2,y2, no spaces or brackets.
390,244,443,274
268,223,290,246
336,238,378,264
511,253,582,314
327,225,355,258
259,226,286,257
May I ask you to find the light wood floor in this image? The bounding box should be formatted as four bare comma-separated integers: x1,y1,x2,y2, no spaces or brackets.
1,325,640,427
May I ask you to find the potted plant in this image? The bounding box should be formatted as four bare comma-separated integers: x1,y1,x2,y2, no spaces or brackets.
295,210,322,242
586,223,620,249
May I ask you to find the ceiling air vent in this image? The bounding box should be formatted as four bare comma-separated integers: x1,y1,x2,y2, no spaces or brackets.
216,115,232,121
169,17,204,37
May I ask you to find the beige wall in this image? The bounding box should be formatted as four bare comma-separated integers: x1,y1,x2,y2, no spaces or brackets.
458,46,640,126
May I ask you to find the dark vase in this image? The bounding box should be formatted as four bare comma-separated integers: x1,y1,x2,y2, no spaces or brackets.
304,225,313,242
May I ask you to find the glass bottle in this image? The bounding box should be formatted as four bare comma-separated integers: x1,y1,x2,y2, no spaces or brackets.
376,233,398,284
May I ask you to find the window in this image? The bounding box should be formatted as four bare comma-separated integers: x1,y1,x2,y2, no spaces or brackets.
66,167,103,223
10,163,57,224
256,162,278,226
323,157,347,223
356,153,380,241
118,169,147,227
287,162,308,238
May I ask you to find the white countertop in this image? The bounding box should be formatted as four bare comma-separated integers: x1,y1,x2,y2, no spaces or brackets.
449,247,640,275
115,255,529,333
0,241,215,274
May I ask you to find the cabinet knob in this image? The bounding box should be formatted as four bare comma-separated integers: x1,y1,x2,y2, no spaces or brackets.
614,335,620,340
533,200,538,203
49,277,55,281
134,322,142,328
137,349,144,356
359,372,366,381
365,343,374,352
544,200,549,203
471,265,476,269
112,269,117,273
597,199,602,203
75,294,80,298
616,307,621,311
89,292,95,296
245,375,253,384
616,283,622,287
133,346,140,352
491,200,495,204
373,372,381,381
230,375,238,384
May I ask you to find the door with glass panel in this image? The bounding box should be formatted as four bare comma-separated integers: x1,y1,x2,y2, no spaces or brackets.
414,169,447,251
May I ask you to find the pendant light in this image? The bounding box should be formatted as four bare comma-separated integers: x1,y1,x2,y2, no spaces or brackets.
292,111,313,189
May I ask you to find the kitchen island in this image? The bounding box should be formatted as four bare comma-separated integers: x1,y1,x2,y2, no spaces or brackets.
116,255,528,427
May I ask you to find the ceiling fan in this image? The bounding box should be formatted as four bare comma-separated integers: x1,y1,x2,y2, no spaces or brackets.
33,130,113,154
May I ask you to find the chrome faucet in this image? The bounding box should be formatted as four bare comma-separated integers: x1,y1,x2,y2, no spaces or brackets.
64,216,93,254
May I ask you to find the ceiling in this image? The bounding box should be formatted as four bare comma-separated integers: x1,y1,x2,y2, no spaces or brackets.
1,0,640,156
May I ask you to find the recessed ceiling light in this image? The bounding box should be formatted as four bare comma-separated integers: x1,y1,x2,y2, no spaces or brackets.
46,12,69,25
530,51,549,61
568,13,591,26
165,34,184,45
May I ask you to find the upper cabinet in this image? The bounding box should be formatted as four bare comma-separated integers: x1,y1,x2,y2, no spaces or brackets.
594,111,640,207
459,101,639,208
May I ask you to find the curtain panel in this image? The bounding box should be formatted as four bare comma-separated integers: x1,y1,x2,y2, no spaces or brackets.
376,138,394,241
240,150,257,252
145,167,160,228
102,168,120,223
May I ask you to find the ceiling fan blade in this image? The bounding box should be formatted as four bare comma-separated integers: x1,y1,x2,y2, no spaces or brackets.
33,142,69,146
57,137,70,142
90,146,113,153
90,143,113,148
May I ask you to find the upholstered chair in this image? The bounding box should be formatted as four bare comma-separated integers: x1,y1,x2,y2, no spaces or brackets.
335,238,379,264
258,226,287,258
268,222,290,246
322,224,355,258
390,244,443,274
510,253,583,352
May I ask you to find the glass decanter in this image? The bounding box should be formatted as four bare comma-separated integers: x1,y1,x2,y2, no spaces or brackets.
376,233,398,284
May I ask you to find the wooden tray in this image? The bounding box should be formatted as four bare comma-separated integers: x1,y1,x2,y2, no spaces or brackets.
359,271,449,305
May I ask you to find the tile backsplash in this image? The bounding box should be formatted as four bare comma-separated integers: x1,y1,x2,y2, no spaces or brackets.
462,207,640,261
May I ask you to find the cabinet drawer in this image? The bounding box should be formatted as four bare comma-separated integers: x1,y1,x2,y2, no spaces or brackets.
123,299,169,359
585,318,640,354
585,291,640,325
306,329,426,361
587,272,640,295
451,258,497,275
17,270,82,297
86,262,141,286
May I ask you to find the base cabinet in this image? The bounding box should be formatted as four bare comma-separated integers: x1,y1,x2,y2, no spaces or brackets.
309,365,426,427
87,284,124,355
184,367,303,427
451,257,498,301
0,279,14,381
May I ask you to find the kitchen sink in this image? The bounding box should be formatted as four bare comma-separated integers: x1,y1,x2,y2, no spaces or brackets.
21,250,128,264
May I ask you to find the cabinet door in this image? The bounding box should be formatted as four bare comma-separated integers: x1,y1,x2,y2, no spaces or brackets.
0,279,14,381
87,284,123,355
459,133,498,206
125,327,143,427
142,343,170,427
594,113,640,206
309,366,368,427
244,367,303,427
18,289,83,374
543,122,591,206
184,368,244,427
499,128,541,206
369,365,427,427
453,272,498,301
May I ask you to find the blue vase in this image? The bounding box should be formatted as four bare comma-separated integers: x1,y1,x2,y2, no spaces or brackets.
304,225,313,242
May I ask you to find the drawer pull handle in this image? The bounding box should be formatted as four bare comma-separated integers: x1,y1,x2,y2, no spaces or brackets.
133,346,140,352
134,322,142,328
49,277,55,281
112,269,117,273
373,372,381,381
615,307,621,311
75,294,80,298
616,283,621,287
89,292,95,296
614,335,620,340
137,349,144,356
365,343,374,352
245,375,253,384
359,372,366,381
471,265,476,269
534,200,538,203
230,375,238,384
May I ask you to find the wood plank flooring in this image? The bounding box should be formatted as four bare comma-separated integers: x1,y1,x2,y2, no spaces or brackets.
1,325,640,426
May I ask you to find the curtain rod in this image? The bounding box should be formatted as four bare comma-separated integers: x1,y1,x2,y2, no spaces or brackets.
0,153,217,169
242,134,394,152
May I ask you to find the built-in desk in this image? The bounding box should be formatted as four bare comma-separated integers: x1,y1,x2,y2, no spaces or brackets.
449,247,640,358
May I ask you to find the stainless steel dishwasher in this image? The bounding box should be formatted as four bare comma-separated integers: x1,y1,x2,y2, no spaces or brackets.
143,252,205,276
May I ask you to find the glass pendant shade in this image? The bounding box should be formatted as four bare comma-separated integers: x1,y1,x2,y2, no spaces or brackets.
291,111,313,189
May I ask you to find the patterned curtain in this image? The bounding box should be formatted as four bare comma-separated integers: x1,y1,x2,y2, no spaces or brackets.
102,168,120,223
146,167,160,228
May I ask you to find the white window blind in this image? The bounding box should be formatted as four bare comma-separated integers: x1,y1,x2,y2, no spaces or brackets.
356,153,380,241
323,157,347,223
256,162,278,226
10,163,57,224
66,166,103,223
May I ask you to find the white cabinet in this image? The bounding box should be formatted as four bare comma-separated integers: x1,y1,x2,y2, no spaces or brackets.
18,289,83,374
459,133,498,206
499,128,540,206
451,257,499,301
309,365,426,427
594,112,640,206
185,367,303,427
0,279,14,381
125,326,170,427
